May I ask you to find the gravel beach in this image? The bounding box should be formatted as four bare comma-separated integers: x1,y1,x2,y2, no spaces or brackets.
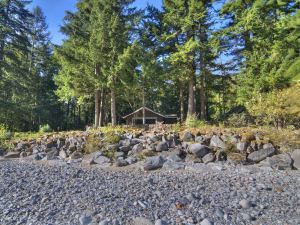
0,159,299,225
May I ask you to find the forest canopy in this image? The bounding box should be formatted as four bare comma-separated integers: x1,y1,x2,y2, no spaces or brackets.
0,0,299,131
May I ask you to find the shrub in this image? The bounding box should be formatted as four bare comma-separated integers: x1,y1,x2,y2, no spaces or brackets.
39,124,52,133
247,84,300,129
226,112,252,127
0,124,13,140
185,114,206,128
105,132,121,144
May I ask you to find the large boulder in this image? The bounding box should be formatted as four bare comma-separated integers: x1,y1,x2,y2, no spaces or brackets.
291,149,300,170
263,153,293,170
93,155,111,165
210,135,226,149
247,147,276,163
156,141,169,152
43,149,58,160
189,143,211,158
144,156,166,171
4,152,20,159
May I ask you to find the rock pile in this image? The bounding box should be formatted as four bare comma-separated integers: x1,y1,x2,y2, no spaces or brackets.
2,130,300,170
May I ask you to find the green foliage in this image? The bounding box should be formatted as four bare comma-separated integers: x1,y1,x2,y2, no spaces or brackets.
185,115,206,128
0,124,12,141
226,113,252,128
39,124,52,133
105,132,121,144
247,84,300,128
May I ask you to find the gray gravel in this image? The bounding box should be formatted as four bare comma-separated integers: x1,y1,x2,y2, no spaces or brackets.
0,159,299,225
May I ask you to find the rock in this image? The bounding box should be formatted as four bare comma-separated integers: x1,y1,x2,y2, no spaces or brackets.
267,153,293,170
263,142,274,149
129,143,144,155
202,153,215,164
4,152,20,159
126,156,138,165
182,132,194,142
195,136,210,145
93,155,111,165
166,154,183,162
215,150,227,161
115,158,129,167
210,135,225,149
163,160,185,171
59,150,67,159
119,145,131,153
132,217,154,225
200,219,213,225
70,151,83,160
144,156,165,171
189,143,211,158
156,141,169,152
236,142,248,152
43,149,58,160
114,151,124,158
79,214,92,225
239,199,252,209
19,152,27,158
247,147,276,163
99,219,109,225
291,149,300,170
155,219,168,225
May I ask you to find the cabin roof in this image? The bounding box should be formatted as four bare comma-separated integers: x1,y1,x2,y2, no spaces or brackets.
122,107,176,119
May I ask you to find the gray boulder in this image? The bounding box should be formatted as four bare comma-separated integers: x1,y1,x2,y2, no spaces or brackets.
291,149,300,170
182,132,194,142
236,142,248,152
43,149,58,160
144,156,166,171
195,136,210,145
202,153,215,164
126,156,138,165
247,147,276,163
4,151,20,159
266,153,293,170
156,141,169,152
189,143,211,158
70,151,83,160
115,158,129,167
93,155,111,165
119,145,131,153
210,135,226,149
59,150,67,159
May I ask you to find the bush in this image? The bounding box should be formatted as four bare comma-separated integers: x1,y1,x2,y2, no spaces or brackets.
247,84,300,129
0,124,13,140
185,114,206,128
226,112,252,127
39,124,52,133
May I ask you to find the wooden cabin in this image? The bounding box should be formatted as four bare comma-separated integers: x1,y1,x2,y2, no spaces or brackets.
122,107,177,125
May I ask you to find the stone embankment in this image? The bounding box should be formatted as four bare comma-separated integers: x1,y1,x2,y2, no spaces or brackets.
0,129,299,224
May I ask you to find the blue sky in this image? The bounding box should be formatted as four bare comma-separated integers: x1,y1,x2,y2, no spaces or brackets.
29,0,163,45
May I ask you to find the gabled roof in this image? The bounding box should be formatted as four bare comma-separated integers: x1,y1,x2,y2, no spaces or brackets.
122,107,175,119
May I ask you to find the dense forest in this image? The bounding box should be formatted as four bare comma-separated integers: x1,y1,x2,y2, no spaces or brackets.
0,0,299,132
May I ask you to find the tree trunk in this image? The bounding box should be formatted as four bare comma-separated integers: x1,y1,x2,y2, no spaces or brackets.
200,74,207,120
187,77,195,117
94,89,100,128
179,81,184,123
111,88,117,126
99,88,104,127
142,89,146,125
